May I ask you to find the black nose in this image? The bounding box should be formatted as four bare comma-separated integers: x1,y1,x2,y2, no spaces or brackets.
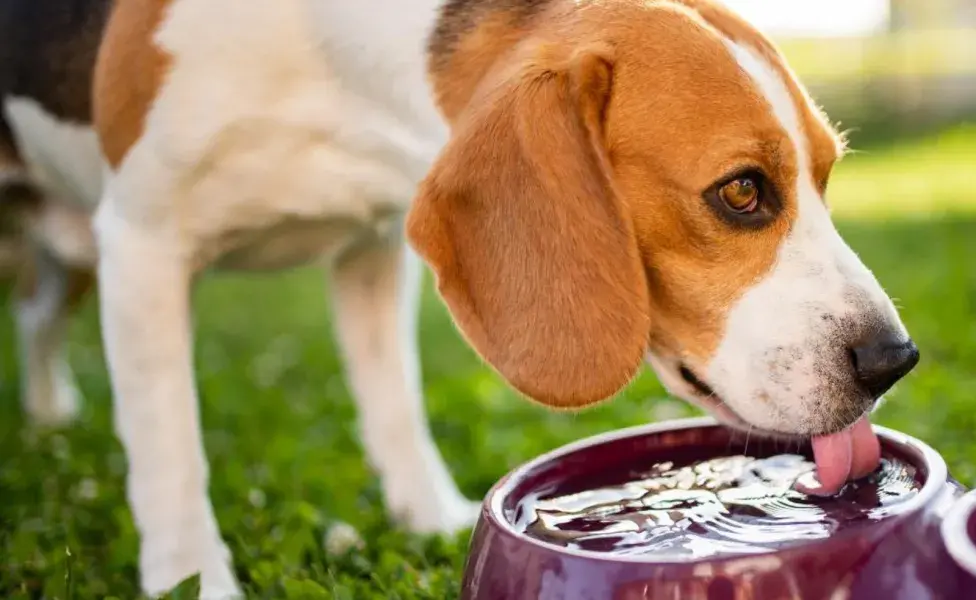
849,335,920,398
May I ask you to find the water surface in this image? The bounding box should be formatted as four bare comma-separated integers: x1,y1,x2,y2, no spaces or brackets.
514,453,920,558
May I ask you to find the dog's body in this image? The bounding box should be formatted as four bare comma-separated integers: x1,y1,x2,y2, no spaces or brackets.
2,0,919,597
4,0,472,595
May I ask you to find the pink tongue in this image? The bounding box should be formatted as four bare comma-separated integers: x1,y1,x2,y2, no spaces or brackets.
802,416,881,496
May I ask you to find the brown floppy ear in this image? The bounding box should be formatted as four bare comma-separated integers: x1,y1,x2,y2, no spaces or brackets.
407,48,650,408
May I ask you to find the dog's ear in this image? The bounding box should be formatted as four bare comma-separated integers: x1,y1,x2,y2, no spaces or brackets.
407,47,650,408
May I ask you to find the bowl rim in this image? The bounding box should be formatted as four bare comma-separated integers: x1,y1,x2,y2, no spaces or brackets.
942,489,976,575
486,416,949,564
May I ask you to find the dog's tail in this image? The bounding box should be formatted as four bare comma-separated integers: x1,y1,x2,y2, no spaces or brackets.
0,111,41,221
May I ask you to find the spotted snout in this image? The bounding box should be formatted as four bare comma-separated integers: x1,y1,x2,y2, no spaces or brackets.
656,312,920,438
685,209,921,437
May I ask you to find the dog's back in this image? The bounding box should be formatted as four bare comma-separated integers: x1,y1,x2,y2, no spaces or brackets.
0,0,109,277
0,0,110,125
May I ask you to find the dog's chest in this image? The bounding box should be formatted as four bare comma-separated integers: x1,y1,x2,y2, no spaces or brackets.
133,0,449,271
151,0,446,264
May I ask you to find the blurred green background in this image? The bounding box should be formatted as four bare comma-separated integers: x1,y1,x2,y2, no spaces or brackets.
2,1,975,598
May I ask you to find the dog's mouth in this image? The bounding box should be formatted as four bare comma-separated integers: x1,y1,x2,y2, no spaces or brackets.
676,362,826,439
674,362,881,496
678,364,714,397
675,363,775,436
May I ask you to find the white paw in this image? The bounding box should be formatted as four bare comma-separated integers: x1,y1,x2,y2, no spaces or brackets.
416,496,481,535
199,579,243,600
387,483,483,535
141,534,240,600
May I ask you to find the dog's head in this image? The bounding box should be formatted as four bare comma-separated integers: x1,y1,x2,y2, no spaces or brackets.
408,0,917,438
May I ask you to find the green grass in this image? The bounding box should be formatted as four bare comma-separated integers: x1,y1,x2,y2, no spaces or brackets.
778,29,976,82
2,124,976,598
829,124,976,219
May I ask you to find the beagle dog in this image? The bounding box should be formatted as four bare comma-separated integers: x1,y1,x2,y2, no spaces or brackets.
1,0,919,597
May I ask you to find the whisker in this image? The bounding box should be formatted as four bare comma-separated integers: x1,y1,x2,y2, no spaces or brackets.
707,393,738,454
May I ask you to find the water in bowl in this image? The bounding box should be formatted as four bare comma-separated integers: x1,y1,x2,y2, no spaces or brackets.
513,452,920,558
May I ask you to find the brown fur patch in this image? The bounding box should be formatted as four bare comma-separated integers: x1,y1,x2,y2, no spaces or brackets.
93,0,174,169
427,1,570,121
428,0,552,70
679,0,844,190
428,11,531,121
14,258,94,310
65,268,95,308
0,123,21,171
413,0,840,406
409,44,650,408
599,3,797,362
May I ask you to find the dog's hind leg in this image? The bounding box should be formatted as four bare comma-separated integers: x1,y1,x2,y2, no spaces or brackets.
13,242,92,425
330,233,480,535
94,194,240,599
1,127,90,425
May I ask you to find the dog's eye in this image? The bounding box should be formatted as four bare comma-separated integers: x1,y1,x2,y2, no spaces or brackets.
703,170,779,229
718,177,760,213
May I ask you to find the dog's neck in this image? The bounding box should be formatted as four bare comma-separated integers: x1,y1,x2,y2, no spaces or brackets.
296,0,565,149
286,0,441,135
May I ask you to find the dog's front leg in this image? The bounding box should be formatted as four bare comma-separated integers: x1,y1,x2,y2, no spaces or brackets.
94,202,240,599
330,234,479,534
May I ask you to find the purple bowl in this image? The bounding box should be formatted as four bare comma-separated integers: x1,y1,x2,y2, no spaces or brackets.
942,489,976,589
462,417,972,600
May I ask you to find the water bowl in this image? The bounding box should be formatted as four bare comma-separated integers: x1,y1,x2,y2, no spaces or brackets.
462,417,972,599
943,489,976,590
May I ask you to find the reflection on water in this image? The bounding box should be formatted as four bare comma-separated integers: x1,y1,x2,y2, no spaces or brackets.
514,454,920,558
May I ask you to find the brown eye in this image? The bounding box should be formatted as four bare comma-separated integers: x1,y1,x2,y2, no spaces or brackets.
703,170,779,229
719,177,760,213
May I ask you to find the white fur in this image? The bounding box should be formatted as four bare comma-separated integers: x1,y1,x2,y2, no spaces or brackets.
330,239,479,532
14,247,82,425
703,41,907,434
95,204,239,598
3,96,103,210
3,96,100,267
27,203,98,268
8,0,469,597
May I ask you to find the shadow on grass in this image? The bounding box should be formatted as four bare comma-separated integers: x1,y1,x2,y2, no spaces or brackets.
0,213,974,598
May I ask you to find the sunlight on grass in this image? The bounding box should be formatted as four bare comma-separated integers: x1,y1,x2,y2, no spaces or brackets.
829,123,976,219
779,30,976,81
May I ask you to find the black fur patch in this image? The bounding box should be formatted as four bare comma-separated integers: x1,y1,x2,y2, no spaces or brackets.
0,0,113,168
427,0,553,71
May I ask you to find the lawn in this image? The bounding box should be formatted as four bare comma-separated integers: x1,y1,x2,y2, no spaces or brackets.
2,124,975,599
779,29,976,82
